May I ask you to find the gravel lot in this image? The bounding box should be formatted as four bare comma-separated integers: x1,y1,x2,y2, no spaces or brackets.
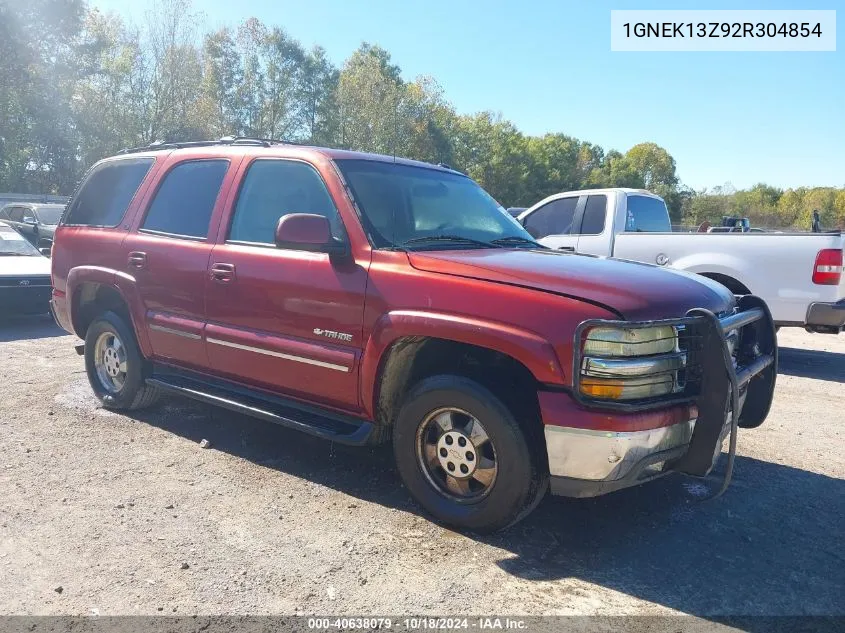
0,317,843,618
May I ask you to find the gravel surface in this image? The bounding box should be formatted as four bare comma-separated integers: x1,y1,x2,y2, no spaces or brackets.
0,317,843,617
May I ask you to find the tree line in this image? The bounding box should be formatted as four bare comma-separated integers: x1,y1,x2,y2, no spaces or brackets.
2,0,843,231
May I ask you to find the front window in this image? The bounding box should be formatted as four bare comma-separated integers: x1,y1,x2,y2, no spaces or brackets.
335,160,537,250
0,226,41,256
34,206,65,225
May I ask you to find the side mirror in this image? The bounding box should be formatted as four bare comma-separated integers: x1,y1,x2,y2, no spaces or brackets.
274,213,349,258
39,247,52,257
23,217,37,225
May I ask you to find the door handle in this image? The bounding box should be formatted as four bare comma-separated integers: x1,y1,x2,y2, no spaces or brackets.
127,251,147,269
210,262,236,283
557,246,575,252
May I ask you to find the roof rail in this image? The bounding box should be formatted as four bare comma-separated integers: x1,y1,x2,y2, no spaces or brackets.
117,136,300,155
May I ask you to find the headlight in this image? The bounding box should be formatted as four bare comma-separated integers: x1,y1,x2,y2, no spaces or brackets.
583,325,677,357
579,325,682,401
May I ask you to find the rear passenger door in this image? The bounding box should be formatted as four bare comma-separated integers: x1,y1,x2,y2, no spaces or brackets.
524,196,581,252
123,156,240,371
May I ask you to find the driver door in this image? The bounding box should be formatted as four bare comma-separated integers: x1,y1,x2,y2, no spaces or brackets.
523,196,582,252
204,157,367,411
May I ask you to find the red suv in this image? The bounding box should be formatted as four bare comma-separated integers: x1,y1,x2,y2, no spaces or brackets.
50,139,777,531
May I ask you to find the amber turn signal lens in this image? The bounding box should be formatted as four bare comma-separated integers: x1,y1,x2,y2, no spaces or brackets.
580,379,625,399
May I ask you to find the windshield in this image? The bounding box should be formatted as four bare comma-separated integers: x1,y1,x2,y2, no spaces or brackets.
335,160,536,249
35,205,65,225
0,226,41,256
625,195,671,232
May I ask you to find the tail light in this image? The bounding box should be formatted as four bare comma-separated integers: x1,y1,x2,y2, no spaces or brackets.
813,249,843,285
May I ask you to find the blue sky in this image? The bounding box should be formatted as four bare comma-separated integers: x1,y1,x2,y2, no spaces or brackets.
90,0,843,191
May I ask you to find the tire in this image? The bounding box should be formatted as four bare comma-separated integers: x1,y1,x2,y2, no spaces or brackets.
393,375,548,533
84,310,160,410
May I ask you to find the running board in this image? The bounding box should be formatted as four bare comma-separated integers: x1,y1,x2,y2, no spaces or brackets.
145,372,374,446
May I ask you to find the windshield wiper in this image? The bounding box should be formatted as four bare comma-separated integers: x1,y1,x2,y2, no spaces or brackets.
491,236,546,249
400,235,499,249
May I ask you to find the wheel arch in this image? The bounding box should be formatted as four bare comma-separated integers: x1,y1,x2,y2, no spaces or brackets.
67,266,150,355
697,272,752,295
362,310,559,433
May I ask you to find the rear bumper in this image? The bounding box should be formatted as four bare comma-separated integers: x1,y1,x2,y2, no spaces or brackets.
49,291,74,334
806,299,845,331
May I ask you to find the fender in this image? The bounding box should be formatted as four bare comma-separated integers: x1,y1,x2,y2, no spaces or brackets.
670,254,752,292
359,309,566,419
66,265,151,356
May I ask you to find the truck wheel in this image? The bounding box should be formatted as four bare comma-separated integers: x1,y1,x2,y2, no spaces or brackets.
84,311,160,410
393,375,547,533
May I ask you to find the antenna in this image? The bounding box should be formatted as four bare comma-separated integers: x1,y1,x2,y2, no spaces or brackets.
393,88,398,163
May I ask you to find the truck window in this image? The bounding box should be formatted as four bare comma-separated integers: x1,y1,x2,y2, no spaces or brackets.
523,198,578,239
64,158,154,227
228,159,342,245
578,195,607,235
625,195,671,232
141,160,228,239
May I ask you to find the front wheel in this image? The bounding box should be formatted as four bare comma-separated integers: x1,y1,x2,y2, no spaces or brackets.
84,311,160,410
393,375,547,533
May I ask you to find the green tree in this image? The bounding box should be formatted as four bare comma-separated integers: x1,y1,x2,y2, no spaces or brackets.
0,0,87,193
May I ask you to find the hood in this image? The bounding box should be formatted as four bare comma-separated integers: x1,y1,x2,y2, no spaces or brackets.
409,249,734,321
0,255,51,277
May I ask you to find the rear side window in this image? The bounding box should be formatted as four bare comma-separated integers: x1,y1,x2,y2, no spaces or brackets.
625,195,671,232
65,158,154,227
523,197,578,239
228,159,341,245
578,195,607,235
141,160,229,239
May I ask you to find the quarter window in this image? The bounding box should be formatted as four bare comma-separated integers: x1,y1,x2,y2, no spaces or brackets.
228,159,341,245
523,197,578,239
64,158,154,227
141,160,229,239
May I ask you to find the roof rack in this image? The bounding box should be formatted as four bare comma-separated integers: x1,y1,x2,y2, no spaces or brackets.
118,136,299,155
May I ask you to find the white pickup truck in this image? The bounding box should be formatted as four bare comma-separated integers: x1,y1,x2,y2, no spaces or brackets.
516,188,845,333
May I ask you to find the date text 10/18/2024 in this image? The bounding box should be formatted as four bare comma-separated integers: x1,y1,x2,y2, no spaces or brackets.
307,618,528,630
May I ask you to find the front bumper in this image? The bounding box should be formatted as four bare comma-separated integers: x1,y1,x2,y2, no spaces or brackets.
545,295,777,498
806,299,845,332
547,419,695,497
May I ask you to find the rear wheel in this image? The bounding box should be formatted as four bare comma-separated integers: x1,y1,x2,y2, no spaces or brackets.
84,311,160,410
393,375,547,532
